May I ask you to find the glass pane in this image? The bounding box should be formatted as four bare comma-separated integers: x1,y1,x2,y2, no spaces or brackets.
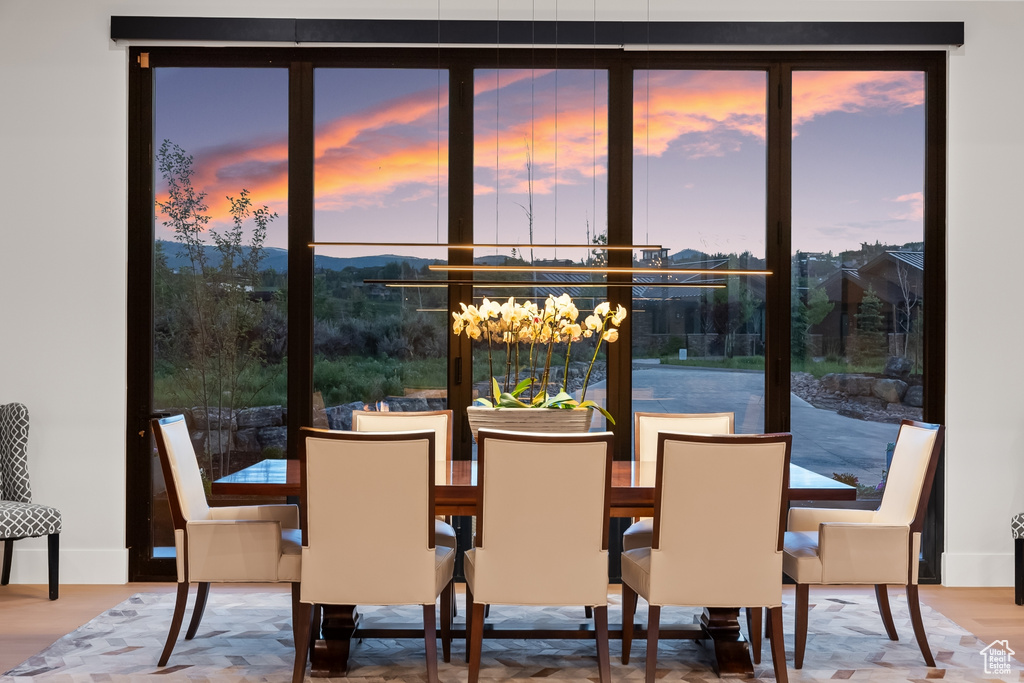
471,68,612,430
632,70,768,448
791,70,925,499
153,68,289,554
312,69,449,426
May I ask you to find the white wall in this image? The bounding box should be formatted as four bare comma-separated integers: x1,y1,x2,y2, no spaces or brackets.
0,0,1019,586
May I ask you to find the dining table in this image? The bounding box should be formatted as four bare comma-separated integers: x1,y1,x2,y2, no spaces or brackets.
213,457,855,678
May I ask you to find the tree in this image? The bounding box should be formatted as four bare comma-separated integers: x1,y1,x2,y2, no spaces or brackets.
156,139,277,478
851,286,887,364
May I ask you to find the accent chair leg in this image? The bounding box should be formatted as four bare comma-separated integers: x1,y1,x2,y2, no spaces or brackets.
1016,538,1024,605
47,534,59,600
291,599,313,683
767,606,788,683
1,538,13,585
874,584,898,640
645,604,661,683
594,605,611,683
906,583,936,667
621,581,637,665
747,606,762,664
794,583,809,669
468,601,486,683
423,603,439,683
184,581,210,639
158,581,190,666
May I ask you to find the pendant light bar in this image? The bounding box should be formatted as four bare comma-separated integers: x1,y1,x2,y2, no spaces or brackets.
366,279,726,289
427,264,771,276
310,241,662,251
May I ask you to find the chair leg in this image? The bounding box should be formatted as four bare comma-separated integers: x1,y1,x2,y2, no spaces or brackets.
906,583,936,667
593,605,611,683
794,583,809,669
645,604,661,683
468,601,486,683
767,606,788,683
291,599,313,683
465,585,475,663
747,606,762,664
585,605,594,619
158,581,190,666
1016,538,1024,605
423,603,439,683
621,581,637,665
47,534,59,600
184,581,210,639
874,584,898,640
1,538,13,586
440,581,453,664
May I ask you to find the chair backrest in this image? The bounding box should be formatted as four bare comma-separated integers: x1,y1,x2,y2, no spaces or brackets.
299,427,438,606
152,415,211,525
472,428,613,606
0,402,32,503
633,411,734,486
648,432,791,608
874,420,944,529
352,409,452,485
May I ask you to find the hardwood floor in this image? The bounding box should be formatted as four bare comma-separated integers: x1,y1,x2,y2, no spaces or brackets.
0,583,1021,674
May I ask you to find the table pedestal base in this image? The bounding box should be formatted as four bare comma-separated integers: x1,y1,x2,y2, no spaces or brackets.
310,605,359,677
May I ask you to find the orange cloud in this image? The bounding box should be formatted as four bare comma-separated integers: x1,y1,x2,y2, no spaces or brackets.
890,191,923,222
792,71,924,130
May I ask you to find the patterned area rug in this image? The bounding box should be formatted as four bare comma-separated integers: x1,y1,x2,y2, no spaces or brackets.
1,590,1014,682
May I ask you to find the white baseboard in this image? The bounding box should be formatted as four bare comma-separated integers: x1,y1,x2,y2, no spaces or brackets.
942,551,1015,587
2,545,128,584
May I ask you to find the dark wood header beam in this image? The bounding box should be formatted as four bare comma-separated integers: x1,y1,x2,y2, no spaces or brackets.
111,17,963,47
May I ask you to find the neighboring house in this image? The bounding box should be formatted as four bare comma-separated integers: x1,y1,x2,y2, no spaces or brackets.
811,250,923,358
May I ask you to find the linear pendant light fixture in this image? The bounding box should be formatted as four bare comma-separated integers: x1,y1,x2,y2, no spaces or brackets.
368,279,726,289
428,264,771,276
310,241,663,251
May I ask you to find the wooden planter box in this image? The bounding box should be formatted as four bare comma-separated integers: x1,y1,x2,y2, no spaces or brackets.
466,405,594,443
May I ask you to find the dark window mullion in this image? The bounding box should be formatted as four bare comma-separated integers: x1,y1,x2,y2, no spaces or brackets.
765,64,792,434
287,61,315,456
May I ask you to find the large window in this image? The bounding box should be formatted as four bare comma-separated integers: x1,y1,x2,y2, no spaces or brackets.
128,47,945,581
632,69,768,441
790,70,927,499
312,68,449,426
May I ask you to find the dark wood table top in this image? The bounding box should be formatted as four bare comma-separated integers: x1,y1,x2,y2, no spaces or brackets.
212,458,856,515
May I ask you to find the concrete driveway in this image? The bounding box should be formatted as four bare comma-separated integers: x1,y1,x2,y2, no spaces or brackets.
592,364,897,488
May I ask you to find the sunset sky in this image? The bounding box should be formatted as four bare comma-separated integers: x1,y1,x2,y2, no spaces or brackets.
154,66,924,259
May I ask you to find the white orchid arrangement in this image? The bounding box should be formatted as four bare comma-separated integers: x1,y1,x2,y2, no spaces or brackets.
451,294,626,423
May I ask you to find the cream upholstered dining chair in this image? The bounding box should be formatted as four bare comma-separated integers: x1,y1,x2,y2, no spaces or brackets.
151,415,301,666
292,428,455,683
351,409,457,552
1,402,62,600
621,412,735,552
621,432,792,683
464,429,614,683
783,419,944,668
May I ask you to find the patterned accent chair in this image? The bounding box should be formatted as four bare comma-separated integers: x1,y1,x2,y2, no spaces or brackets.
1012,513,1024,605
1,402,62,600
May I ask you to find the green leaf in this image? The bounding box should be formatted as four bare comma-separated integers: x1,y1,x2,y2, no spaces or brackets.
510,376,534,397
496,393,530,408
474,397,495,408
577,399,616,425
491,377,502,401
